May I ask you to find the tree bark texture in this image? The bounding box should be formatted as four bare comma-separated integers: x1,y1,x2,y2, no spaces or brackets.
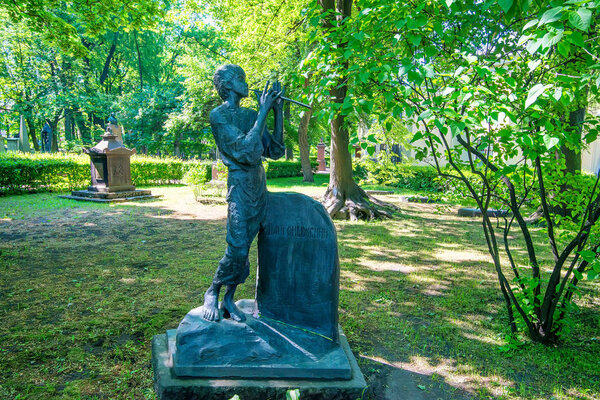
298,107,314,182
100,32,119,87
134,31,144,89
25,117,39,152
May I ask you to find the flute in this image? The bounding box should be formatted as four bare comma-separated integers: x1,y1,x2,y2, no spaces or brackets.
251,89,312,109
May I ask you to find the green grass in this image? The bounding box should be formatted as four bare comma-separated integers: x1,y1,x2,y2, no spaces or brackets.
0,183,599,399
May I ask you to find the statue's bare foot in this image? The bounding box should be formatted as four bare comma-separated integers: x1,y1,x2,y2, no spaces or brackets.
200,283,221,321
222,285,246,322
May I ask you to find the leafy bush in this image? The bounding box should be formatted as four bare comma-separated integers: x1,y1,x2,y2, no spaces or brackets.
183,161,213,185
263,160,318,179
0,152,200,194
354,158,447,192
0,152,89,194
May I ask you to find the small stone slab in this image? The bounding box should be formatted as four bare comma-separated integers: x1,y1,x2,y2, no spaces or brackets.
153,326,367,400
365,190,394,195
458,207,508,217
59,189,162,203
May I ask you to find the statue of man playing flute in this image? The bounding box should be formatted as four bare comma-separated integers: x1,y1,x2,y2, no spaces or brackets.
200,64,285,322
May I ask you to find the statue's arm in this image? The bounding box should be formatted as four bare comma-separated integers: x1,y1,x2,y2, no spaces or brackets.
210,109,264,165
254,110,285,160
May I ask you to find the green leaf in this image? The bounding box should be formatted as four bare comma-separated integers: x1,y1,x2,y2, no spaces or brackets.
525,84,549,108
423,65,435,78
526,39,542,55
408,15,427,29
408,34,422,46
579,250,596,263
528,60,541,71
522,19,539,31
569,8,592,31
539,6,563,26
441,87,455,96
498,0,513,13
411,131,424,142
286,389,300,400
418,109,433,121
367,145,376,156
553,87,563,101
417,384,426,390
543,134,559,150
557,40,570,57
569,31,585,47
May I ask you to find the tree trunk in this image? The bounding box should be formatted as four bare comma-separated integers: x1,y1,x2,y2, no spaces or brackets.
74,110,91,144
561,106,585,174
50,120,59,152
25,117,39,152
64,108,74,141
134,31,144,89
285,146,293,160
100,32,119,87
318,0,395,220
298,107,314,182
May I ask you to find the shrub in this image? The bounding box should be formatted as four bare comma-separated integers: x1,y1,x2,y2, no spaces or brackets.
354,158,447,192
183,161,213,185
0,152,201,195
263,160,319,179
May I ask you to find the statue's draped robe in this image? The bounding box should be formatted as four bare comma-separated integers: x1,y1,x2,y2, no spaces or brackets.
210,105,284,285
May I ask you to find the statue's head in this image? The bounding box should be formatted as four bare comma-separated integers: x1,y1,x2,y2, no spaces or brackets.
213,64,246,101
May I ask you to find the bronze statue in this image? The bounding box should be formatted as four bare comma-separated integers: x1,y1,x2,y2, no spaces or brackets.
200,64,285,322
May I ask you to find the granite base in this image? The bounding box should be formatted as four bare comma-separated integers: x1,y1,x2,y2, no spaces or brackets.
59,189,161,203
152,327,367,400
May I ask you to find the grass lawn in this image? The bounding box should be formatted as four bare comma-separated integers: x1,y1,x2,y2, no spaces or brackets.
1,178,599,399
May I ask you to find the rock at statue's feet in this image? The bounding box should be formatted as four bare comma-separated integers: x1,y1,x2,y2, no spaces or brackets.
221,300,246,322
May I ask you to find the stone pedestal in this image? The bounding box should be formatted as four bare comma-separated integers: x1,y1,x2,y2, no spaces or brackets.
60,131,159,203
316,143,327,172
153,325,366,400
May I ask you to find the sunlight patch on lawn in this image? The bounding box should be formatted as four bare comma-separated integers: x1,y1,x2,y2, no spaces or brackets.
340,270,384,291
434,248,490,263
358,260,424,273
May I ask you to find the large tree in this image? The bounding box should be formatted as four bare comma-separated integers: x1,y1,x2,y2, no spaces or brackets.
302,0,395,220
318,0,600,343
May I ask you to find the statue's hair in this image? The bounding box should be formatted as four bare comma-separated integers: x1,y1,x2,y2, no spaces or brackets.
213,64,245,100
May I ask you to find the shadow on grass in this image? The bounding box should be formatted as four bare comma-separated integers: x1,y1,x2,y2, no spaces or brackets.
0,192,598,399
334,204,600,400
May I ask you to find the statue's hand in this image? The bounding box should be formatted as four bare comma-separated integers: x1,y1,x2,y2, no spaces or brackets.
272,81,285,114
257,81,282,113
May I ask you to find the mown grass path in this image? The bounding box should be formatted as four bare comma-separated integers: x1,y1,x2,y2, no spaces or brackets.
1,183,599,399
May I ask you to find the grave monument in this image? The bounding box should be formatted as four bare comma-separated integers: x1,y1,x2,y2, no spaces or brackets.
59,125,160,203
41,122,52,153
18,115,31,152
152,65,366,399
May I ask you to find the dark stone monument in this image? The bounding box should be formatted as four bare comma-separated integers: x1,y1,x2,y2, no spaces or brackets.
41,122,52,153
152,65,365,399
59,128,160,203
